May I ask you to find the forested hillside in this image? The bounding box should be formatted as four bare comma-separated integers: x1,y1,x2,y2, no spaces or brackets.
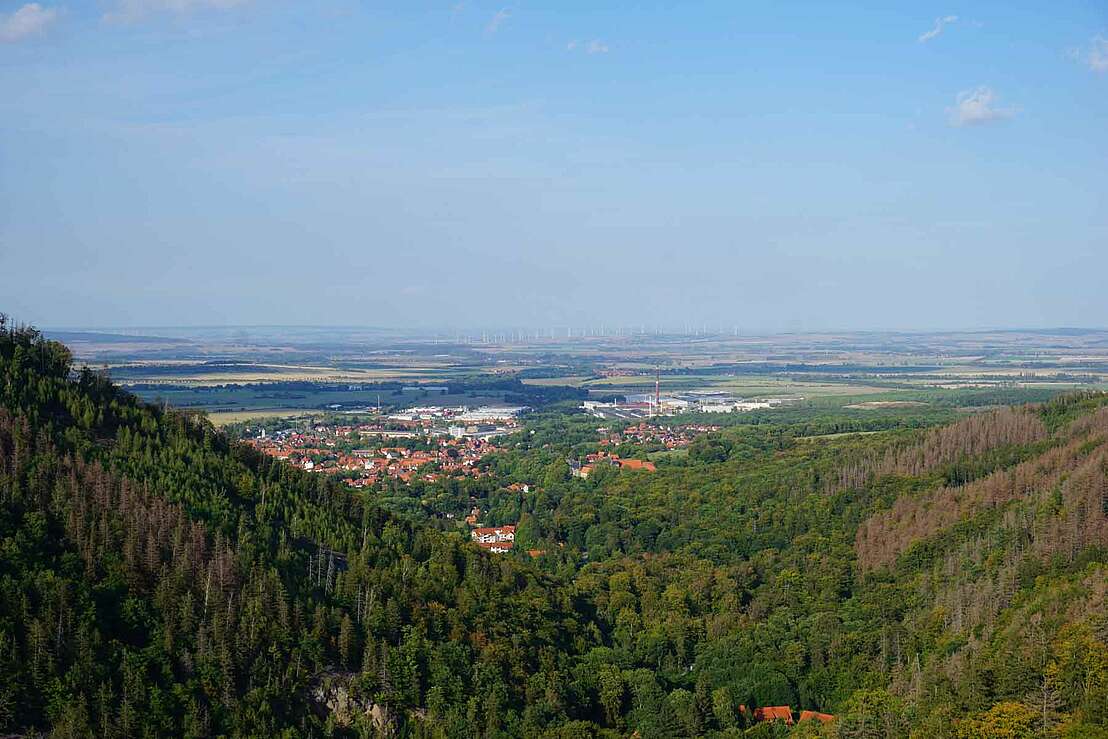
0,319,595,737
3,316,1108,738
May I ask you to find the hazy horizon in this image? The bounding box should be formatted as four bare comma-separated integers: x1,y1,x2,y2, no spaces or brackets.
32,322,1108,338
2,1,1106,331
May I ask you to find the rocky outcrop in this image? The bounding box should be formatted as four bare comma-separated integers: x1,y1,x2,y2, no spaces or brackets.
305,670,397,736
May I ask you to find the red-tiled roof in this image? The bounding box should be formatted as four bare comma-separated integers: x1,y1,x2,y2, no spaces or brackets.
619,459,656,472
472,525,516,537
753,706,794,725
799,710,834,724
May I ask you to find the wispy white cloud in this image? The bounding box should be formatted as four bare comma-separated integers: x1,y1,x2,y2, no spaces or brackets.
105,0,249,23
485,8,509,35
947,86,1017,127
0,3,58,43
1082,35,1108,73
919,15,957,43
566,38,609,55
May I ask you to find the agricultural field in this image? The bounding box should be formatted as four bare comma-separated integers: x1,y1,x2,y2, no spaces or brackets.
204,409,325,427
47,326,1108,422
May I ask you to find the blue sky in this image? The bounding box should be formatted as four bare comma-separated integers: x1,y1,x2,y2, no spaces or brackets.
1,0,1106,332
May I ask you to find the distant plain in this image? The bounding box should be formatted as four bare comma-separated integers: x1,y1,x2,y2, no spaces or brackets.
47,327,1108,424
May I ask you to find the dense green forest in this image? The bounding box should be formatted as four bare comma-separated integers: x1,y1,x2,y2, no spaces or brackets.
3,317,1108,737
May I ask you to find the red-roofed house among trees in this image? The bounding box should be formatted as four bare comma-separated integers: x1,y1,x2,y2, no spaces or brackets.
754,706,794,725
471,525,516,553
737,705,834,727
799,710,835,724
618,458,656,472
740,705,797,726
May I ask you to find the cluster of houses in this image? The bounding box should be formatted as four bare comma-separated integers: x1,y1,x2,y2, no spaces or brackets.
470,524,516,553
597,421,721,450
569,452,656,479
346,439,498,485
244,425,498,486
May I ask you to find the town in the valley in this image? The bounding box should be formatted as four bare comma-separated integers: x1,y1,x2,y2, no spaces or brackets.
237,398,750,555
